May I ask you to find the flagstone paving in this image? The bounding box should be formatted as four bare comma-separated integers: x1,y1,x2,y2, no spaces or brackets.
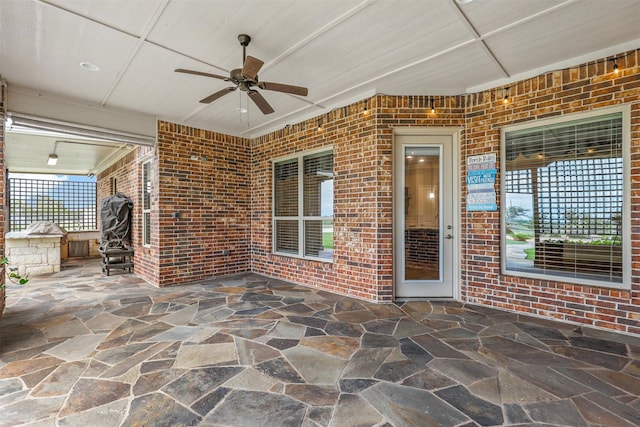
1,259,640,426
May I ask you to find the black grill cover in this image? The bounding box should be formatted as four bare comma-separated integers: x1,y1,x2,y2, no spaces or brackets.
100,192,133,251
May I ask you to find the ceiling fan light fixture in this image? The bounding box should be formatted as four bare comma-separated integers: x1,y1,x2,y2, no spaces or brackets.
48,153,58,166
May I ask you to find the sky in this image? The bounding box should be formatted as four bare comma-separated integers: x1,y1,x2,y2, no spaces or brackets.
9,173,96,183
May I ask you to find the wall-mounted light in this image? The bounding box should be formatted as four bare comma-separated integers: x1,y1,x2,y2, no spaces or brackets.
611,58,619,74
430,97,435,114
363,99,370,116
317,117,323,132
503,87,510,104
48,141,59,166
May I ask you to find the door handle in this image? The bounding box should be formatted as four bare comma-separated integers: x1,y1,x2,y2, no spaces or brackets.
446,234,453,239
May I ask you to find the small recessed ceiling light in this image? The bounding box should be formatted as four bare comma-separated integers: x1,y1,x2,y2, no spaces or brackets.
456,0,474,3
236,107,248,113
80,62,100,71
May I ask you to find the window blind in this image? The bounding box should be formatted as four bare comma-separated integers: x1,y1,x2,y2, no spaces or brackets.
504,113,623,283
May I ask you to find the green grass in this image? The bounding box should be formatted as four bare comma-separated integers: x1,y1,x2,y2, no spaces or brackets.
524,248,535,260
506,240,529,245
323,232,334,249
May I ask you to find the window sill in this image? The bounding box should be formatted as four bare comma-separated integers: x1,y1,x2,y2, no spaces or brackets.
502,268,629,291
272,252,333,264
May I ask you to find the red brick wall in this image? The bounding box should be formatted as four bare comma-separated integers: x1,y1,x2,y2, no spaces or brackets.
251,105,368,298
461,49,640,335
251,96,465,301
98,122,251,286
154,121,251,285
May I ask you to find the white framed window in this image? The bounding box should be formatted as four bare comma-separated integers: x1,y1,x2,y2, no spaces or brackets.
501,106,630,289
142,159,152,247
273,148,334,261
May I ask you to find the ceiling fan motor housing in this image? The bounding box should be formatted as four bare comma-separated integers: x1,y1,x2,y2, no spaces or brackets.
175,33,307,113
230,68,257,90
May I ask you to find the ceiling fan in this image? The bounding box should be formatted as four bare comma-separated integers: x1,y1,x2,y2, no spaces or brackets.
175,34,308,114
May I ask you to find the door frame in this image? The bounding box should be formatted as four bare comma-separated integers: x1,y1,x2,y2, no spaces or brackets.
392,127,462,300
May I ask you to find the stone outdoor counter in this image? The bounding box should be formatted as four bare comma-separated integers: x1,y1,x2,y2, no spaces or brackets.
5,232,64,277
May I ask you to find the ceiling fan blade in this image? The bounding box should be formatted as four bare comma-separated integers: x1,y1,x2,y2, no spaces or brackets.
248,90,274,114
258,81,308,97
242,56,264,80
199,87,237,104
175,68,228,81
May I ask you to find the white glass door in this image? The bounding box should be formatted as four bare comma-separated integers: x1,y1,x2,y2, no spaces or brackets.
394,133,455,298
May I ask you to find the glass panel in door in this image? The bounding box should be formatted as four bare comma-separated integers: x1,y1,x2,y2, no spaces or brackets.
404,147,441,281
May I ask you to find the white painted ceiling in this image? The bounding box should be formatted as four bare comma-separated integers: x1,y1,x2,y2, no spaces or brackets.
5,128,136,176
1,0,639,174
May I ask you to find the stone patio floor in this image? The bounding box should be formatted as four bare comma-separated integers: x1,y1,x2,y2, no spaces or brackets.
1,259,640,427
